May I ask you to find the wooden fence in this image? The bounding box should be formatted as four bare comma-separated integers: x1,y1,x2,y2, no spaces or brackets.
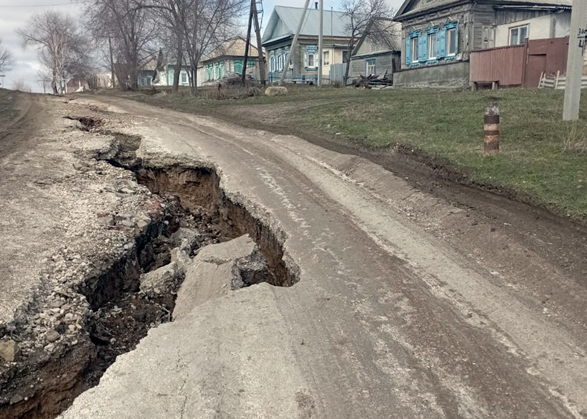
539,72,587,89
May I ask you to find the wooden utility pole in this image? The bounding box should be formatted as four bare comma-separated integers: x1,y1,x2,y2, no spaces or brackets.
242,1,254,84
563,0,587,120
280,0,311,85
251,0,266,85
318,0,323,86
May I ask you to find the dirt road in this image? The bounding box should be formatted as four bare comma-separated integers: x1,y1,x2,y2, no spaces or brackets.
52,95,587,418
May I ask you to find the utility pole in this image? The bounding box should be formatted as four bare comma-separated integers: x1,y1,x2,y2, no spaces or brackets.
280,0,311,85
251,0,266,85
108,36,116,89
563,0,587,120
242,0,254,84
318,0,323,86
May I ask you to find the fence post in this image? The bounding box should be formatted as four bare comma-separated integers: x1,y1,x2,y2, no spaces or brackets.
484,100,500,155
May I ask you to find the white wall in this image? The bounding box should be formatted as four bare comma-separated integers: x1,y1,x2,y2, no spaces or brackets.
495,14,554,47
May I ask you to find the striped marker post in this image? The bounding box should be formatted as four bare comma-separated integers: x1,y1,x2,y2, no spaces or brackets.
484,101,500,155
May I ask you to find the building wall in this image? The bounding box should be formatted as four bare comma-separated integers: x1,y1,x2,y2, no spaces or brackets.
350,53,399,78
394,60,470,88
399,3,473,70
494,12,571,47
265,38,350,82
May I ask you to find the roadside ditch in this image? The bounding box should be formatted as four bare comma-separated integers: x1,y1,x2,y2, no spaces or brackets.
0,127,297,419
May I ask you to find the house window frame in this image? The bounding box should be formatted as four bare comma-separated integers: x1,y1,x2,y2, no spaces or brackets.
446,26,457,56
510,24,529,46
428,32,437,60
180,71,187,84
323,50,330,66
411,36,419,63
365,58,376,75
270,53,275,73
308,52,316,68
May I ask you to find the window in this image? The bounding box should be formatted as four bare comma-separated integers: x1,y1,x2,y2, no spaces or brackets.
365,59,376,75
234,60,243,74
181,72,187,84
278,51,283,71
323,51,330,66
308,52,315,67
447,27,457,56
411,37,419,63
270,55,275,72
342,50,349,63
510,25,528,46
428,32,436,59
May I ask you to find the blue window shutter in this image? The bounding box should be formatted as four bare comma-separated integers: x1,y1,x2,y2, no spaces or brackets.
419,34,427,62
437,29,446,59
405,38,411,65
455,23,459,54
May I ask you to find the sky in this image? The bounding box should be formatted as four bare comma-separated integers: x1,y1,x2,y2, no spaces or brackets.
0,0,404,92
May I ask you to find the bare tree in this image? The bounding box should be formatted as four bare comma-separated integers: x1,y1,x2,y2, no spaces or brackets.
17,11,90,94
86,0,159,90
12,79,32,92
0,39,14,73
341,0,394,85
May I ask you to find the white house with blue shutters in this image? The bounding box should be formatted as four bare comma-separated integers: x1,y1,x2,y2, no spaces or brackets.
393,0,571,87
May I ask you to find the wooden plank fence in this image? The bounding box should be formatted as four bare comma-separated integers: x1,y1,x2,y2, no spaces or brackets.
539,72,587,89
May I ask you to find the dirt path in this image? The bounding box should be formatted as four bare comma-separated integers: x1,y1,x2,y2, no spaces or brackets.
58,96,587,418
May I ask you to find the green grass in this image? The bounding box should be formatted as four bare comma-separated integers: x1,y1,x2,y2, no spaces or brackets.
101,86,587,219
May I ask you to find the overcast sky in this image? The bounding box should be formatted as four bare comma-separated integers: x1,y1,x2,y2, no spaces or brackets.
0,0,403,92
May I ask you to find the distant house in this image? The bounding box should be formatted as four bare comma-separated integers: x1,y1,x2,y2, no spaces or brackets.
197,37,261,86
137,61,192,88
392,0,572,87
350,18,402,80
261,5,353,83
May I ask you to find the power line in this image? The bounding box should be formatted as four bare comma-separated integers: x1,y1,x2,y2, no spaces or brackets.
0,1,88,8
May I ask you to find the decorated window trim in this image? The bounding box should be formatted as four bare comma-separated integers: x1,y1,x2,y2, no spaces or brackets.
305,45,318,71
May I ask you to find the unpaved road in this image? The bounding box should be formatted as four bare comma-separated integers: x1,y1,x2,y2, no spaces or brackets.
53,95,587,418
1,92,587,418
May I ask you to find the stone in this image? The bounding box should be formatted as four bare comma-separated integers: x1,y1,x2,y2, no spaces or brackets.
139,262,181,298
9,394,23,405
0,340,21,362
265,86,288,97
121,220,135,228
46,330,60,343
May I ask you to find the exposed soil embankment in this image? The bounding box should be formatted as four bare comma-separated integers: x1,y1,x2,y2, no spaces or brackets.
0,130,296,419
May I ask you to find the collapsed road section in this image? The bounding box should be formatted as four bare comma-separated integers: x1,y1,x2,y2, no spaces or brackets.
0,106,297,419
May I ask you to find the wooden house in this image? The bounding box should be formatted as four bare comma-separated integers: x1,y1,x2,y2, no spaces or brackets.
198,38,260,86
350,18,402,80
393,0,572,87
261,5,353,83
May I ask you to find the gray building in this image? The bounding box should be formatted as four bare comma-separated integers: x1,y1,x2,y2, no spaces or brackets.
393,0,572,87
261,6,353,83
350,18,402,81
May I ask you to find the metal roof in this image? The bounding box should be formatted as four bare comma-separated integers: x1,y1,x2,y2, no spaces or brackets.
262,6,353,45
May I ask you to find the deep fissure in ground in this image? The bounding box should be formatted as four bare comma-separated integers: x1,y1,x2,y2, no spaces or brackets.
0,134,296,419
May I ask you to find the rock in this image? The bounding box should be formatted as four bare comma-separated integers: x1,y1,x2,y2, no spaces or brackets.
265,86,288,96
9,394,23,405
136,219,150,232
170,228,199,250
139,262,181,298
45,330,60,343
0,340,21,362
121,220,135,228
44,343,55,353
173,235,268,320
